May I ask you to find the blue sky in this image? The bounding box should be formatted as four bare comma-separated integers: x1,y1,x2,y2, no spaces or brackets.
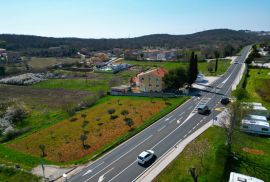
0,0,269,38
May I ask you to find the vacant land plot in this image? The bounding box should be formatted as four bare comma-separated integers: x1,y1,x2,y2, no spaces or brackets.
33,79,109,93
27,57,79,70
244,68,270,110
0,84,93,109
155,127,270,182
7,96,186,163
122,59,231,76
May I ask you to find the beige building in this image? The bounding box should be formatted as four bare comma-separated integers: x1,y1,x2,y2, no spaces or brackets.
135,68,167,92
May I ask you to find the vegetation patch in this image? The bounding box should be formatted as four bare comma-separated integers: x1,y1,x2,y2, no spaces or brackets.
155,126,270,182
7,96,187,163
122,59,231,76
243,68,270,110
155,127,227,182
0,165,40,182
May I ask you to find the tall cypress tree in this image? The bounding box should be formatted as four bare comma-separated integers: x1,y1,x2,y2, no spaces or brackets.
188,52,195,86
194,54,198,81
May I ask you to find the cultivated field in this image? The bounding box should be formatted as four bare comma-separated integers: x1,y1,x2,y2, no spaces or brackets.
7,96,187,163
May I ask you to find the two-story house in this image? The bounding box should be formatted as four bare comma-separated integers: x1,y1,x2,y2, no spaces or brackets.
135,68,167,92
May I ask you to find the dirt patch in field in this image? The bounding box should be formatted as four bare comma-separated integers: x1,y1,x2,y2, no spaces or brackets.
242,147,265,155
0,84,93,109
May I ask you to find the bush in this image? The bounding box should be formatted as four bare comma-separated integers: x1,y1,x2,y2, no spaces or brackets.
1,127,31,142
4,105,28,124
110,115,118,120
233,88,249,100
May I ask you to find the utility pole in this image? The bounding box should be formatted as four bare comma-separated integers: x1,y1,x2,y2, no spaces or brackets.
41,161,46,182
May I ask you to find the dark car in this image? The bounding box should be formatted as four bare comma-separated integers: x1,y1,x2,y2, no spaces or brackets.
221,97,230,105
197,104,210,115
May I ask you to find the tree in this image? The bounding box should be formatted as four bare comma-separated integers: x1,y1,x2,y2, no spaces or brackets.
121,110,129,119
214,51,220,73
38,144,46,157
107,109,116,119
163,67,188,90
187,52,198,86
80,134,88,149
185,139,210,182
188,167,199,182
0,67,5,76
81,114,87,122
219,101,250,152
194,54,198,78
246,45,261,65
124,118,134,130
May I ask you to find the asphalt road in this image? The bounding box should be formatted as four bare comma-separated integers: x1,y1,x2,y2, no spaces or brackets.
70,46,251,182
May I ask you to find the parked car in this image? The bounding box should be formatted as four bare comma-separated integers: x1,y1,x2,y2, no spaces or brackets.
221,97,230,105
197,104,210,115
137,150,155,165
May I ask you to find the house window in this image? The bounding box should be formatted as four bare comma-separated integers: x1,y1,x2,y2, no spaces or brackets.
156,85,159,87
262,128,269,131
149,84,152,86
242,125,248,129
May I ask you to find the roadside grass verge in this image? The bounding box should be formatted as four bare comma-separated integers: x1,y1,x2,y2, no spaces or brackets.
242,68,270,110
6,96,188,165
0,145,51,170
155,127,227,182
0,166,41,182
155,126,270,182
227,130,270,182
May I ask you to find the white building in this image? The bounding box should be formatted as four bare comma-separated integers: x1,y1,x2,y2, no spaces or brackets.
242,102,269,118
250,106,269,118
240,119,270,136
229,172,264,182
196,73,205,83
245,115,268,123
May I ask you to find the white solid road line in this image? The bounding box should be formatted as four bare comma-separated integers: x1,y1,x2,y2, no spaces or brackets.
84,134,153,182
108,161,137,182
82,161,105,176
97,167,114,182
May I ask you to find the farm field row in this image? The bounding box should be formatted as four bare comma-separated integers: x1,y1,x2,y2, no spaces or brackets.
5,96,188,165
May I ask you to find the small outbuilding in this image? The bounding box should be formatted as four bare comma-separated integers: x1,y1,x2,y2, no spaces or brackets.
229,172,264,182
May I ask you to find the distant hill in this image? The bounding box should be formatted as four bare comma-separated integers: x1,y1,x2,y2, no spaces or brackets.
0,29,269,55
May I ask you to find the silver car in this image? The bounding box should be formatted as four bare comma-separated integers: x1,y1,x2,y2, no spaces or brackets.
137,150,155,165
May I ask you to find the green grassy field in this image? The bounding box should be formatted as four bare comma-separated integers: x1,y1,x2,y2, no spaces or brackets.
155,127,227,182
0,167,40,182
155,126,270,182
122,59,231,76
33,79,109,93
243,68,270,110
